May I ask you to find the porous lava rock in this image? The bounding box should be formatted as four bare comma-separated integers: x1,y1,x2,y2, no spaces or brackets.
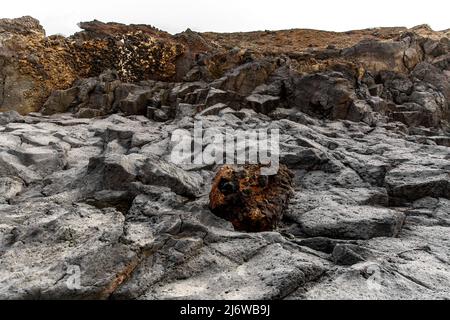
209,164,294,232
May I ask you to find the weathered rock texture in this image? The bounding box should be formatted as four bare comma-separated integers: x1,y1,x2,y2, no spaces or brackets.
1,17,449,124
0,17,183,114
209,164,294,232
0,17,449,300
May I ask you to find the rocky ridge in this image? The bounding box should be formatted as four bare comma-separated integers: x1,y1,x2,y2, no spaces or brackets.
0,17,449,299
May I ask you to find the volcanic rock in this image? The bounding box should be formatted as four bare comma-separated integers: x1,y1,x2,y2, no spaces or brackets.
209,164,294,232
299,205,405,240
0,17,449,300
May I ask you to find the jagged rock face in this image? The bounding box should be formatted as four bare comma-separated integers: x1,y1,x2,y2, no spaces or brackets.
0,18,450,300
0,98,450,299
0,108,449,299
33,23,450,131
0,17,185,115
1,16,450,124
287,72,357,120
209,164,294,232
341,34,423,73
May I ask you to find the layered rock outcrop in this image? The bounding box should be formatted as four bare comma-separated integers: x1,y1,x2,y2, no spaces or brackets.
1,16,449,129
0,17,449,300
0,17,184,114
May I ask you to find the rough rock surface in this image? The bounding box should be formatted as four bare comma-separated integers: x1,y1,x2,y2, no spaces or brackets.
0,106,448,300
0,17,183,114
0,18,449,300
209,164,294,232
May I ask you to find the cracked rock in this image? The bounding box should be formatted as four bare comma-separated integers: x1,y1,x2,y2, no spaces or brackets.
209,164,294,232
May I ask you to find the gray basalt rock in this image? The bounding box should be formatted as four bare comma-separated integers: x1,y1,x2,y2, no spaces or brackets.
0,201,136,299
299,205,405,240
138,156,204,198
204,87,243,108
0,109,448,300
86,152,149,192
0,111,24,125
41,87,79,115
0,151,42,184
342,36,423,73
0,176,23,200
10,145,68,176
213,61,276,96
0,19,450,300
385,164,450,203
119,89,153,116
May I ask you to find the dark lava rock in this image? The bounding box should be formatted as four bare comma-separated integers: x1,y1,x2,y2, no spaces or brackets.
332,244,368,266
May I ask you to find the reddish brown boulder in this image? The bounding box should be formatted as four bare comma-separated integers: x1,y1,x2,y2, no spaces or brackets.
209,164,294,232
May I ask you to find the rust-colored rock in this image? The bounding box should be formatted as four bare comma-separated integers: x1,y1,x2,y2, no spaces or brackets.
0,17,185,114
1,16,449,118
209,164,294,232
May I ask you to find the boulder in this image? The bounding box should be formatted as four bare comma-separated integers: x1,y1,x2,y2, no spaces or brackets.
10,146,67,176
209,164,294,232
0,151,42,184
0,111,24,125
346,100,373,124
175,103,197,118
281,148,330,171
380,71,414,104
139,156,204,198
299,205,405,240
332,244,369,266
404,47,421,70
246,94,280,114
205,88,243,108
342,36,422,73
76,108,105,118
119,89,152,116
213,61,276,96
87,154,145,191
385,164,450,203
147,107,170,122
412,62,450,119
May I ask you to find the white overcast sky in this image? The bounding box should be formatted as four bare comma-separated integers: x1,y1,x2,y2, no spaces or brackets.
2,0,449,36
